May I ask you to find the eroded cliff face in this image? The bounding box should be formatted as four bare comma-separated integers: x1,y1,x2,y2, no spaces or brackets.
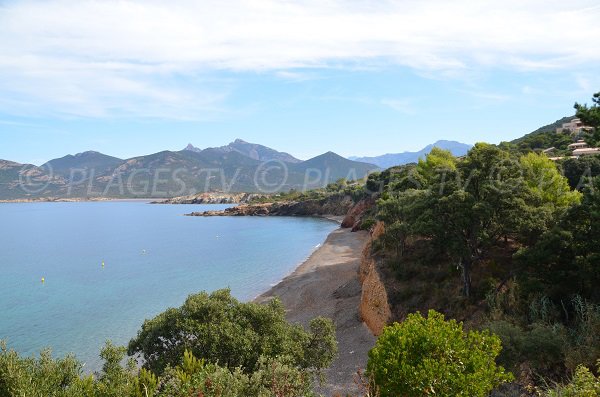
341,197,375,230
358,222,392,336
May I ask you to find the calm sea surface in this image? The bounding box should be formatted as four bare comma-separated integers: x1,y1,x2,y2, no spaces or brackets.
0,201,337,369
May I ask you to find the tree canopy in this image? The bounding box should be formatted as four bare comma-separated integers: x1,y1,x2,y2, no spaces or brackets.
128,289,337,375
367,310,511,397
575,92,600,146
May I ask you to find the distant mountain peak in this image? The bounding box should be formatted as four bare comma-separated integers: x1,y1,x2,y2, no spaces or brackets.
74,150,100,157
349,140,472,169
184,143,203,153
232,138,248,144
42,151,123,176
316,151,345,160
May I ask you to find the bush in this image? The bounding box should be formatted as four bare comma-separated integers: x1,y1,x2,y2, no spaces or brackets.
0,341,316,397
0,340,82,397
128,289,337,375
546,362,600,397
367,310,512,397
159,351,315,397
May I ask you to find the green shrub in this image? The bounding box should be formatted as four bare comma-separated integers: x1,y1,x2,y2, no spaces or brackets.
546,362,600,397
486,320,566,376
564,297,600,372
521,323,565,374
0,342,317,397
360,218,376,231
128,289,337,375
367,310,512,397
0,340,82,397
1,289,337,397
486,320,526,372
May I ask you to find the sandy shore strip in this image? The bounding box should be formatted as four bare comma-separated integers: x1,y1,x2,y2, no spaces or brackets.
256,227,376,396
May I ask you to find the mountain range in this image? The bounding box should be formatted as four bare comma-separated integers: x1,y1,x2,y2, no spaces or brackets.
185,139,301,164
349,140,472,169
0,141,377,200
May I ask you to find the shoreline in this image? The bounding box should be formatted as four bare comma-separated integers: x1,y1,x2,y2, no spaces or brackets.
251,215,344,302
0,198,160,203
255,226,375,395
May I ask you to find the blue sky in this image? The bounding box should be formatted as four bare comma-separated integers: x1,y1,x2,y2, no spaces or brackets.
1,0,599,165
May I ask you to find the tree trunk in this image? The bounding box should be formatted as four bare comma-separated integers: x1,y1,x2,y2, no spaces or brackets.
461,257,472,298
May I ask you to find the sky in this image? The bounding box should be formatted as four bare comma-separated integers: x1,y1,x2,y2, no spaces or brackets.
0,0,599,165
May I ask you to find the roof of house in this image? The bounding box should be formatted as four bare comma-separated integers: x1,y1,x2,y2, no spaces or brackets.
572,148,600,156
568,142,588,148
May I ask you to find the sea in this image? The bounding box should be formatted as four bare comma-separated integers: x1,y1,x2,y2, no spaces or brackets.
0,201,337,370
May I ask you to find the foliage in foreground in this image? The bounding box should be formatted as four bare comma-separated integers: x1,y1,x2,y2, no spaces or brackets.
545,361,600,397
0,340,316,397
366,310,512,397
128,289,337,375
1,289,337,397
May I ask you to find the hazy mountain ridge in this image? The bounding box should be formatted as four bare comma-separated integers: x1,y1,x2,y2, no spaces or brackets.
349,140,472,169
0,141,377,199
43,151,124,177
185,139,301,164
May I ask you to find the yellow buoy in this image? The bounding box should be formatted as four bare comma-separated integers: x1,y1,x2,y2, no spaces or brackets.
102,261,105,268
41,277,45,283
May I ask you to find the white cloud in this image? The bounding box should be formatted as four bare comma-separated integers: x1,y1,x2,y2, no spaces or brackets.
380,99,416,115
0,0,599,118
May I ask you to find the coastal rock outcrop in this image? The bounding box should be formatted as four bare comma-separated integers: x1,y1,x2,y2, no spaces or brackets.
153,192,265,204
188,194,356,218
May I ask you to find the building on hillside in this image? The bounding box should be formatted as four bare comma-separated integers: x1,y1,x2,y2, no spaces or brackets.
542,147,556,154
547,139,600,161
572,148,600,157
556,118,594,134
567,140,589,150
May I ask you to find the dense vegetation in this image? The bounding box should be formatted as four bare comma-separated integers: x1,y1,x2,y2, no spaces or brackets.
249,177,368,204
367,310,511,397
363,92,600,394
128,289,337,375
0,290,335,397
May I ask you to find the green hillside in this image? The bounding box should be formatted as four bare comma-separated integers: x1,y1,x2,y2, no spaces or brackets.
0,145,378,199
43,151,123,177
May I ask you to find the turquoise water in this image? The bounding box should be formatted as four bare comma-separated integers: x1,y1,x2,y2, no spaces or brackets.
0,202,337,370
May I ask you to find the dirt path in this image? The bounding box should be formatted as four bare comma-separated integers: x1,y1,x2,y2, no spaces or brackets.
256,227,376,396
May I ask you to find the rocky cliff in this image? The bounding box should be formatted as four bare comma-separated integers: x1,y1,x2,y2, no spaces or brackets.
358,222,392,336
341,197,375,230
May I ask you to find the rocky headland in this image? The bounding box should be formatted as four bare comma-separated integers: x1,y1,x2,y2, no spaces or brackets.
151,192,266,204
0,197,113,203
186,195,375,226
